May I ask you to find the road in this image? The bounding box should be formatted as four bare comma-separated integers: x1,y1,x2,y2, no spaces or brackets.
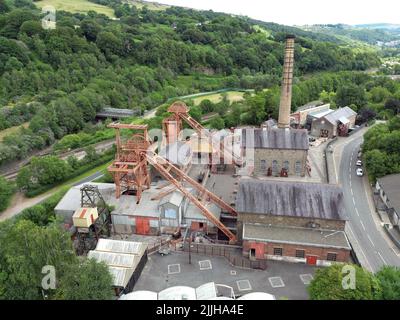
0,169,104,222
337,132,400,272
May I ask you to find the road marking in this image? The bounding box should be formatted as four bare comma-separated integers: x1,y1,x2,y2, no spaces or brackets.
377,252,387,265
360,220,366,231
367,235,375,247
352,198,356,206
351,189,354,196
355,207,360,217
346,224,373,272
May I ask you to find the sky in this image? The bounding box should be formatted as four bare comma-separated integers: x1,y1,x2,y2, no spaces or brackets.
152,0,400,26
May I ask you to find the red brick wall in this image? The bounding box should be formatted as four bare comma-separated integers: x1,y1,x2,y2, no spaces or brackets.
243,240,350,263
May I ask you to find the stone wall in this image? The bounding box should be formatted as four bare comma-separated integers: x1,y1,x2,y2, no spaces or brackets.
253,148,308,177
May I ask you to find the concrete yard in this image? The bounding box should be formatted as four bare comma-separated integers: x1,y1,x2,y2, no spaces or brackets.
135,251,317,300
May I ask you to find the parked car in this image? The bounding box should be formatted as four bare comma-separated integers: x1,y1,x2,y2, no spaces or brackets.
356,168,364,177
356,160,362,166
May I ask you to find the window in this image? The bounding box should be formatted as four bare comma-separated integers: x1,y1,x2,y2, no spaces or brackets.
164,208,177,219
295,161,302,175
273,247,283,256
260,160,267,171
272,160,278,174
283,160,289,170
327,252,337,261
295,250,305,258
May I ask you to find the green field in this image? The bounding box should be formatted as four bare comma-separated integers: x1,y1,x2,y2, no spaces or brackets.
0,122,29,142
129,0,170,11
190,91,246,105
35,0,115,18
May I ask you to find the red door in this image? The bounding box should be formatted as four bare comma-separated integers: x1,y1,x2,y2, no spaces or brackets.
306,255,318,265
136,217,150,235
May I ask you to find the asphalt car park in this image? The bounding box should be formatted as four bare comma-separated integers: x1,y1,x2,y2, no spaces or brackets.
134,251,317,300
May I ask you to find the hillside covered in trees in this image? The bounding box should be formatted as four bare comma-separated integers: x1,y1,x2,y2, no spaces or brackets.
0,0,382,165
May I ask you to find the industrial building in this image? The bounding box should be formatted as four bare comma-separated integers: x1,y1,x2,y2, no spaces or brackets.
53,35,353,278
239,35,310,178
290,101,331,128
310,106,357,138
241,127,309,177
55,182,223,237
88,239,148,295
236,179,351,265
375,174,400,228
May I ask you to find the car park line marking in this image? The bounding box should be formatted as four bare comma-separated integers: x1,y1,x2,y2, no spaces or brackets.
168,264,181,274
352,198,356,206
360,220,366,231
237,279,252,291
354,207,360,217
377,252,387,265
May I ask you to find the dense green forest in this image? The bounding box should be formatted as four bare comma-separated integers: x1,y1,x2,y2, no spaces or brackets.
0,0,381,168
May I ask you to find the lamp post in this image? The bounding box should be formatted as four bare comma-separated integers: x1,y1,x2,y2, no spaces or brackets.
188,231,192,264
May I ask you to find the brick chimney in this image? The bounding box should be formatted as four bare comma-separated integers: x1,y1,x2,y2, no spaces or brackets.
278,35,295,129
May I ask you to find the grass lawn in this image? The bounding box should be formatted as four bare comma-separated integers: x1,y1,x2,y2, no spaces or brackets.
0,122,29,142
130,0,170,11
190,91,246,106
35,0,115,18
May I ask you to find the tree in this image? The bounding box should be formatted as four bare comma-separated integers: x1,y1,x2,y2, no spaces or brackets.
56,259,113,300
375,266,400,300
384,98,400,115
0,220,77,299
16,156,71,192
0,0,10,14
364,149,392,182
308,264,381,300
357,107,376,124
0,176,13,212
0,220,113,300
199,99,215,114
210,117,225,130
335,84,367,110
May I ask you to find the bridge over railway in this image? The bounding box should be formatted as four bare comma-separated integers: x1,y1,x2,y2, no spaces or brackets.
96,107,140,119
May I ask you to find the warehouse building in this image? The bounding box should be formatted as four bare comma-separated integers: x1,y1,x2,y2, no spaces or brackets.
290,101,331,128
376,174,400,228
241,127,309,177
55,183,222,237
235,179,351,265
310,106,357,138
88,239,148,296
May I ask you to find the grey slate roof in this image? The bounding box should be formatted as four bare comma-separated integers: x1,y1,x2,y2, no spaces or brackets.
243,223,351,249
377,174,400,214
236,179,347,221
324,107,357,125
241,128,309,150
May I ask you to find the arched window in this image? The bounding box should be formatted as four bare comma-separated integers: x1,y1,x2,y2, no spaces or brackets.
283,161,289,170
272,160,278,175
260,160,267,171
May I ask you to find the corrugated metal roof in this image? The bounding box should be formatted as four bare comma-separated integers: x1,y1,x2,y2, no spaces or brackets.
95,239,147,255
88,239,147,288
158,191,185,208
308,109,334,119
243,223,351,249
377,174,400,214
184,203,221,220
324,107,357,125
241,128,309,150
236,179,347,221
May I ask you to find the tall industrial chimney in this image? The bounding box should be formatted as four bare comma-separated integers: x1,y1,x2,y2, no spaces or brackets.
278,35,295,129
